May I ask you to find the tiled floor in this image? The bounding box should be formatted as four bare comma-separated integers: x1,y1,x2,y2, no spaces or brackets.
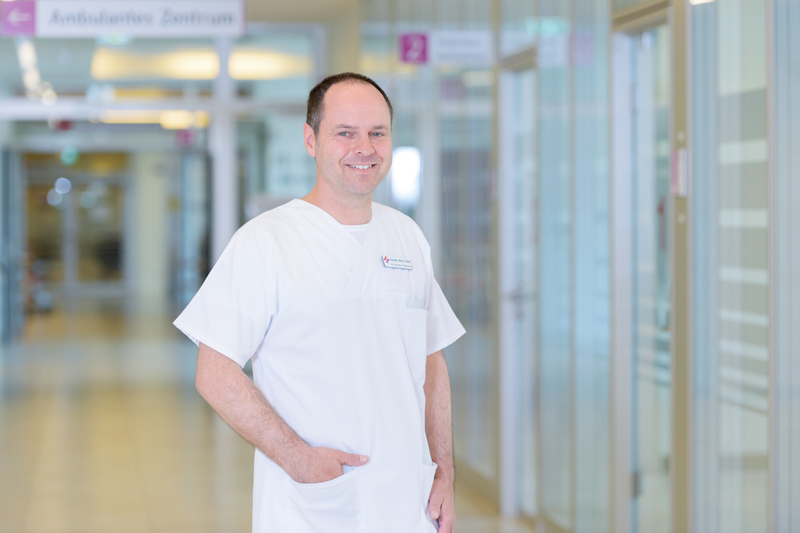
0,308,533,533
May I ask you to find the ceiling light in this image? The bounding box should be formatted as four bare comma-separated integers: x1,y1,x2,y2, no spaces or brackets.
15,38,36,70
229,49,312,80
99,109,210,129
91,48,219,80
22,69,40,90
91,47,311,81
99,110,164,124
193,111,210,128
159,110,193,129
41,88,57,106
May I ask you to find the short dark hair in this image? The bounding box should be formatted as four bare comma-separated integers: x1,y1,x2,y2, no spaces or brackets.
306,72,393,136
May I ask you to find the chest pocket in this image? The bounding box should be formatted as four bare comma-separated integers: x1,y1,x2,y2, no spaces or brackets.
404,307,429,383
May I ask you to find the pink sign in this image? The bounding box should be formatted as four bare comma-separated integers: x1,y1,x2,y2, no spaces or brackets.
400,33,428,64
1,1,36,36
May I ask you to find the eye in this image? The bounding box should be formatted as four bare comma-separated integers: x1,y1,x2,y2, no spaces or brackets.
371,132,384,137
338,132,349,137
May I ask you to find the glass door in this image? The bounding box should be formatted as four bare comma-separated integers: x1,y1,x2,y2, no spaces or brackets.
25,153,129,310
170,152,210,310
499,64,538,520
613,22,672,533
629,25,671,533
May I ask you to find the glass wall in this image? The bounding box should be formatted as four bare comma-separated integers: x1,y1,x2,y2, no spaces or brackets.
773,0,800,530
536,0,612,529
500,0,536,56
537,1,573,527
360,0,499,488
692,1,769,532
571,1,610,530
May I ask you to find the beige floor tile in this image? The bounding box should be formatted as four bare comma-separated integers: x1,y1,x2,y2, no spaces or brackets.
1,309,533,533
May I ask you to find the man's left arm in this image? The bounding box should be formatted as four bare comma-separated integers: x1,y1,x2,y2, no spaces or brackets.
424,350,456,532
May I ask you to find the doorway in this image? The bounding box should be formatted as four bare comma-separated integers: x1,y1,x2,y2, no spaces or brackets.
25,153,129,314
613,23,672,533
499,60,539,527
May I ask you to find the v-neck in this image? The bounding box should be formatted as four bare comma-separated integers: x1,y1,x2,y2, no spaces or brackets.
291,199,374,247
287,199,378,295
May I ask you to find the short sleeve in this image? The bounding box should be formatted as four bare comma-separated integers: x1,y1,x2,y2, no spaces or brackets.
411,223,465,356
425,273,466,356
173,226,277,367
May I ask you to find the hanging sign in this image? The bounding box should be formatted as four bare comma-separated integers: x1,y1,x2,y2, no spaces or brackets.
1,1,245,38
2,2,36,36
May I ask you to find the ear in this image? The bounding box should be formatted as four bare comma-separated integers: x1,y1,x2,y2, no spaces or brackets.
303,123,317,158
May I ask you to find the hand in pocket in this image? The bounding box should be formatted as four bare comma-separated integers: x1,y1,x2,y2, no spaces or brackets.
290,446,369,484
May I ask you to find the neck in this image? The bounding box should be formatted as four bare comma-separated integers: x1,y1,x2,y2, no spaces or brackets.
302,185,373,225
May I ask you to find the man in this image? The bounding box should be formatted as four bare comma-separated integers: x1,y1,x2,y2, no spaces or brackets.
174,72,465,532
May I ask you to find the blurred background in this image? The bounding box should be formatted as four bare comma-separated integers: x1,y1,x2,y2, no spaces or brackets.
0,0,798,532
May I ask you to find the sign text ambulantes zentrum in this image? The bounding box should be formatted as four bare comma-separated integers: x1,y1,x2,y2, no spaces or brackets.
1,1,245,38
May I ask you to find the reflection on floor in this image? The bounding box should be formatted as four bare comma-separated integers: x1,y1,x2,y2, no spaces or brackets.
0,309,533,533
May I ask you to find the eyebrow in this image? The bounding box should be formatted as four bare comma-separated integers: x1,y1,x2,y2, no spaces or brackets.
334,124,389,130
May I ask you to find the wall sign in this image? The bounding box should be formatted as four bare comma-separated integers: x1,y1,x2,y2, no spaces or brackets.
399,30,494,67
399,33,428,64
429,30,494,66
1,1,245,38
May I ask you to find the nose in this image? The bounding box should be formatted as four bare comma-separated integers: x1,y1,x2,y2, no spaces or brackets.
353,134,375,156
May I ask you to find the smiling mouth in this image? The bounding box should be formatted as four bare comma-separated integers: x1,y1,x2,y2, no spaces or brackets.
347,164,376,170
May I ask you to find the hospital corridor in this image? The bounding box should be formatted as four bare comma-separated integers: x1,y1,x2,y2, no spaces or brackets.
0,0,799,532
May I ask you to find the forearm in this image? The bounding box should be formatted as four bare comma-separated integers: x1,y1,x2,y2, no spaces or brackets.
423,350,455,483
195,343,309,477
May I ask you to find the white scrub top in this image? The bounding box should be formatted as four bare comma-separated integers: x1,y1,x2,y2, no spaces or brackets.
174,199,465,533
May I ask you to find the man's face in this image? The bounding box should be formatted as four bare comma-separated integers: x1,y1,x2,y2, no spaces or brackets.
304,81,392,201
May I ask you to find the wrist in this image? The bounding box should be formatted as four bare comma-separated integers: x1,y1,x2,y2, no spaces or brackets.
279,442,314,480
434,466,455,485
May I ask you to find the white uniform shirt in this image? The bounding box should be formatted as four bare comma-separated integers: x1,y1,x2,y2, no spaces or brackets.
174,199,465,533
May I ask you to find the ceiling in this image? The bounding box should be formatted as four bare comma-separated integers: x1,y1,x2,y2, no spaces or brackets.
245,0,359,23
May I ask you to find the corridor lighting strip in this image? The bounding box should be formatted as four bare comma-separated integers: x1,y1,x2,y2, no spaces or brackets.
90,48,312,81
98,109,210,129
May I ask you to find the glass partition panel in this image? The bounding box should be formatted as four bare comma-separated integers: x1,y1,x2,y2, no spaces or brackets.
235,30,316,101
439,71,496,478
692,2,769,532
500,0,536,57
170,152,210,309
572,0,611,530
772,0,800,529
360,1,498,484
538,0,572,526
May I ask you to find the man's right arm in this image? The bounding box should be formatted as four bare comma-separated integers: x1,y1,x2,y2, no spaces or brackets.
195,343,368,483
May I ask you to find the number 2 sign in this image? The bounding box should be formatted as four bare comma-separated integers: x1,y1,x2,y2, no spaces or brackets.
400,33,428,64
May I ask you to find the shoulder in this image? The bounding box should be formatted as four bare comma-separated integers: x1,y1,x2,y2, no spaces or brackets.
372,203,430,248
229,200,301,251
